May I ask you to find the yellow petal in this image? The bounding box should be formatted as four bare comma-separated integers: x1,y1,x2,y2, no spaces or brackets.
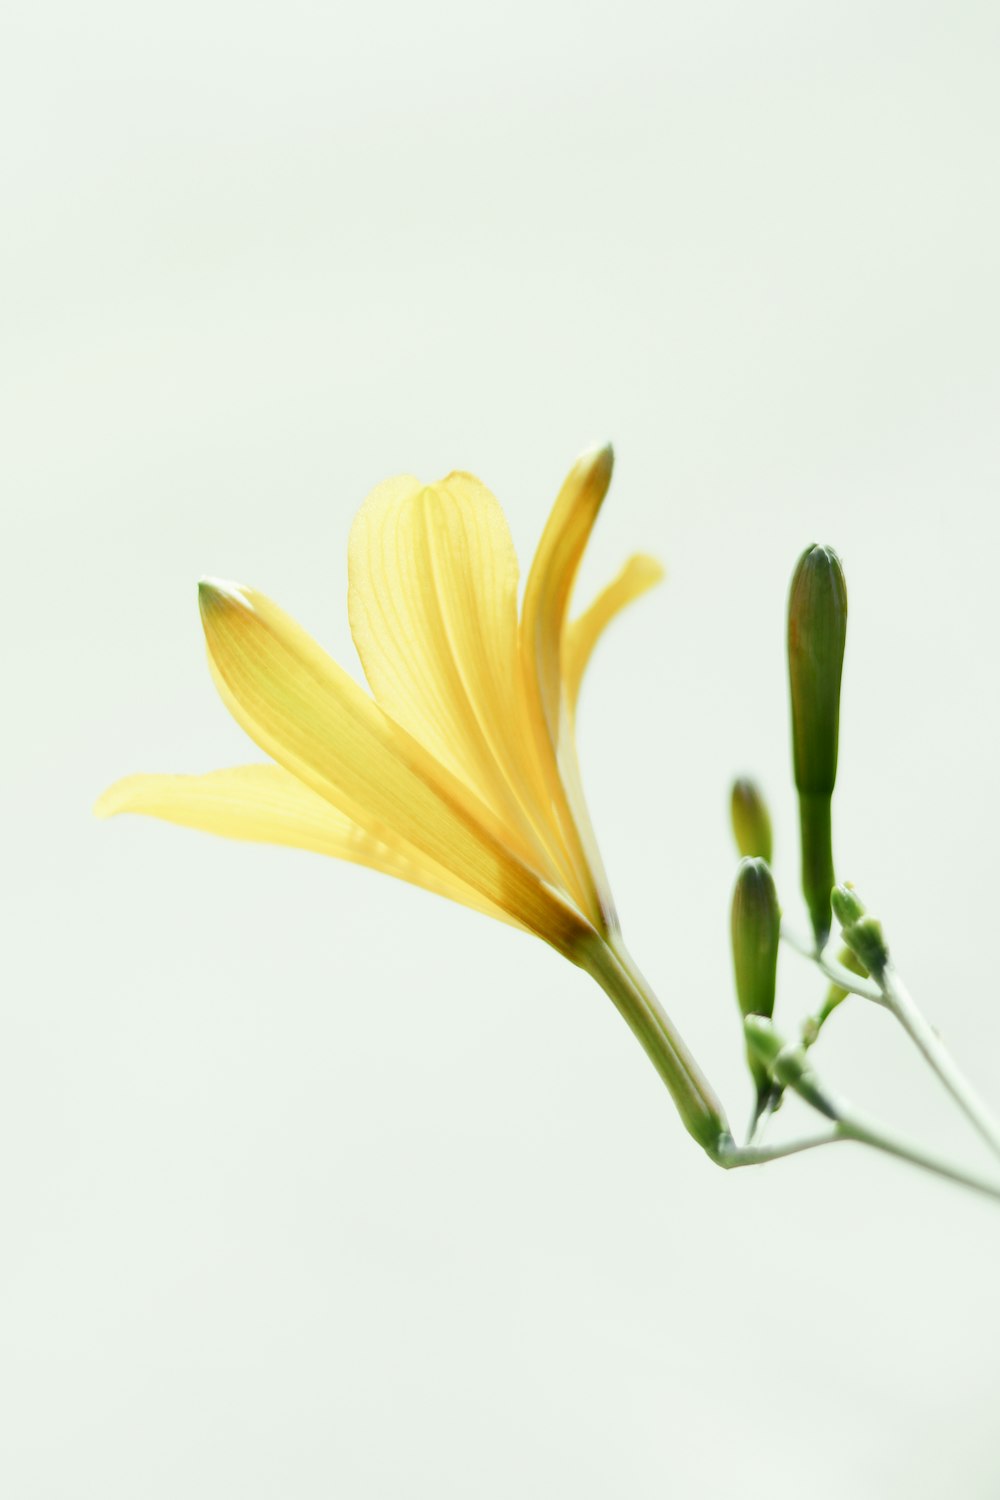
564,554,665,716
520,445,617,930
95,763,517,925
521,443,615,738
197,579,589,956
348,472,558,874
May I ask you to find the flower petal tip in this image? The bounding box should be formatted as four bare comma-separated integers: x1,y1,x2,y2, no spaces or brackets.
93,780,129,819
581,441,614,481
636,554,666,587
198,577,253,617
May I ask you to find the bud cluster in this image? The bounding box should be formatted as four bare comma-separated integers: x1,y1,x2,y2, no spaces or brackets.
831,884,889,980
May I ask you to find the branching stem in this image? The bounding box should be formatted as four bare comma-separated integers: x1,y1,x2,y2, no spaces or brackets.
877,963,1000,1165
781,922,883,1001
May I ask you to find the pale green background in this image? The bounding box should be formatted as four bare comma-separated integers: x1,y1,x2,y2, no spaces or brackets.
3,1,999,1495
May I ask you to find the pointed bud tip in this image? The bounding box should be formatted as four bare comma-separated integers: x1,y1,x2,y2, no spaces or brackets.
735,854,772,887
795,542,843,571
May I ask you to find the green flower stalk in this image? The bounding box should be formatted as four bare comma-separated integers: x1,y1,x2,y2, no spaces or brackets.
788,544,848,948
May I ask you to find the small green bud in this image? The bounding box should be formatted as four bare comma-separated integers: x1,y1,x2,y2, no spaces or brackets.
730,778,773,862
788,543,848,948
743,1013,782,1070
832,883,889,979
731,857,781,1113
830,884,865,928
743,1016,839,1121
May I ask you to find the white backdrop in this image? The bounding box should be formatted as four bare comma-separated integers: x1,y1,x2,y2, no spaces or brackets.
4,2,1000,1495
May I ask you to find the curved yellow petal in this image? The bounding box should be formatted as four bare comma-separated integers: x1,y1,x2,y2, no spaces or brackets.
520,445,617,931
95,763,517,925
521,444,615,738
348,472,560,878
197,579,589,957
565,554,665,716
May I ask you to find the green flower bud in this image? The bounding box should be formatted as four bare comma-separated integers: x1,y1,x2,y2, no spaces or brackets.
731,858,780,1021
831,883,889,979
788,544,848,796
830,884,865,928
787,544,848,947
742,1013,782,1070
743,1016,839,1121
730,778,773,862
731,857,781,1113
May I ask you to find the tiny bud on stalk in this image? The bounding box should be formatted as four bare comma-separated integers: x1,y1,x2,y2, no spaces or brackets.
730,778,773,862
788,544,848,948
743,1016,839,1121
832,883,889,979
731,857,781,1113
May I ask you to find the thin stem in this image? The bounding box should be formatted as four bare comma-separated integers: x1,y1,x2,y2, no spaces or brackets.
801,988,847,1048
722,1128,843,1167
839,1109,1000,1204
781,921,883,1001
786,917,1000,1162
878,963,1000,1165
729,1114,1000,1200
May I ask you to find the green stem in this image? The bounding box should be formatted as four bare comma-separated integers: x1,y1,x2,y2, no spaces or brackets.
788,919,1000,1163
877,963,1000,1165
580,936,731,1158
838,1112,1000,1203
582,937,1000,1201
722,1128,843,1166
724,1117,1000,1200
798,792,835,948
782,921,883,1001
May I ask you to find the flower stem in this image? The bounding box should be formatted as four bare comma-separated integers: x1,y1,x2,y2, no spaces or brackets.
784,921,1000,1162
836,1110,1000,1202
877,963,1000,1164
582,936,1000,1200
581,936,731,1157
781,921,883,1001
721,1117,1000,1200
722,1128,843,1166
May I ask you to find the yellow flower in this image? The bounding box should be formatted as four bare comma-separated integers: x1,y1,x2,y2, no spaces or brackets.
97,446,729,1156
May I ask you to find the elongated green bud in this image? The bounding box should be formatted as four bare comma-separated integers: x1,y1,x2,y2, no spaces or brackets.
831,884,889,980
731,859,780,1020
730,778,773,862
743,1016,839,1120
731,857,781,1112
788,544,848,947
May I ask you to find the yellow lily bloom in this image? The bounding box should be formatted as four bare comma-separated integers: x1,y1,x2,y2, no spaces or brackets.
97,446,730,1157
